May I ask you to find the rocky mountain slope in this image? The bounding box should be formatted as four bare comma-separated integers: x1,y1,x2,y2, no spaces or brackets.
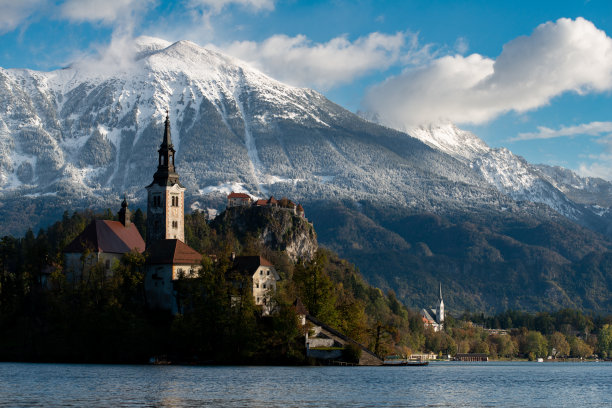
1,37,612,312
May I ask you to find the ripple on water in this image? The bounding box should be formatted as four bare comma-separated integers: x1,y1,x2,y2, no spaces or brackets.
1,362,611,407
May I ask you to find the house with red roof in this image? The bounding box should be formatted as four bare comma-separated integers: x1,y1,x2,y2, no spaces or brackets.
227,191,252,207
64,198,145,283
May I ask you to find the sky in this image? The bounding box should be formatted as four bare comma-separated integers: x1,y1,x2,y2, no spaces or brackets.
1,0,612,180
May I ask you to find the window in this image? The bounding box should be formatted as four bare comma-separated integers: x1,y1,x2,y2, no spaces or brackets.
172,221,178,229
260,270,263,275
105,259,110,270
153,195,161,207
171,196,179,207
266,270,270,276
263,283,266,289
256,297,260,303
255,283,259,288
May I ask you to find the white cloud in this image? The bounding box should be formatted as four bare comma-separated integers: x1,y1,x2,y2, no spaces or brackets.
188,0,275,14
363,18,612,129
219,31,421,89
575,136,612,180
512,121,612,141
60,0,152,25
578,160,612,180
0,0,46,34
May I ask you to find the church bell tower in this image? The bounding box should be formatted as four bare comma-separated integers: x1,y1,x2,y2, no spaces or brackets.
146,111,186,246
436,283,445,326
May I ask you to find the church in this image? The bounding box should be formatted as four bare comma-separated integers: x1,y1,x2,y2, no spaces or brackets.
143,112,203,313
421,284,445,331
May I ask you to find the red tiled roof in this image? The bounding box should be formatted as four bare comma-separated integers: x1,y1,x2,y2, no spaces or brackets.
296,204,304,212
255,199,268,206
146,239,203,265
64,220,145,254
267,196,278,204
228,192,251,199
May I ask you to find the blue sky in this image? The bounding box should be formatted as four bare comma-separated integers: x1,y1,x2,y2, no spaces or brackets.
2,0,612,179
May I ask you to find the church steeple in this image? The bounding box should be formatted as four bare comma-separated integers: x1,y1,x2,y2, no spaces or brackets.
151,111,181,187
437,282,445,326
146,110,186,247
118,194,131,227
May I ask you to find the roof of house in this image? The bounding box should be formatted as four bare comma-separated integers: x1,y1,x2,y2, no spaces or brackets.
146,239,203,265
229,255,278,278
255,199,268,206
293,298,309,315
296,204,304,212
64,220,145,254
421,308,437,323
228,192,251,199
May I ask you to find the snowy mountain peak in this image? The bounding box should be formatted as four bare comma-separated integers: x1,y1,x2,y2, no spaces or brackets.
406,122,489,162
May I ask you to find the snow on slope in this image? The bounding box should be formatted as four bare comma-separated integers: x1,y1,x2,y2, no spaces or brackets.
405,123,588,220
0,36,607,237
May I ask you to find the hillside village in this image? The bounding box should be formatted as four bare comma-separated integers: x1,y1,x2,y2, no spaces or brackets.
1,112,612,364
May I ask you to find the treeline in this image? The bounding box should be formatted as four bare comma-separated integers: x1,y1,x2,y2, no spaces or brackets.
2,209,612,363
0,209,416,363
422,310,612,360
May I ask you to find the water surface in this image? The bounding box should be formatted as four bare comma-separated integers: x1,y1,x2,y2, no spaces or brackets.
1,361,610,407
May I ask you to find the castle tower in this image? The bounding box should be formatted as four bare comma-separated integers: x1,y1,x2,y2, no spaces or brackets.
436,282,445,325
146,112,186,246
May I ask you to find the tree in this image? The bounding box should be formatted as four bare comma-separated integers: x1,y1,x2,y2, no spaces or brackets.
522,331,548,359
548,332,570,357
569,337,594,358
598,324,612,358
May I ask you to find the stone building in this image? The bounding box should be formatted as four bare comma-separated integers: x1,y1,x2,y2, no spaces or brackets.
64,198,145,282
228,255,281,315
146,113,186,245
143,112,203,312
227,192,252,208
144,239,203,314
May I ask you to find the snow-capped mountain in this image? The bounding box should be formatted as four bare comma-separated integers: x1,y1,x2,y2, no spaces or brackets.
0,37,513,220
2,36,612,312
0,36,608,237
404,123,612,228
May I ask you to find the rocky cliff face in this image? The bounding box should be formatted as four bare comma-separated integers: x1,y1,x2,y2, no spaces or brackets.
214,205,318,262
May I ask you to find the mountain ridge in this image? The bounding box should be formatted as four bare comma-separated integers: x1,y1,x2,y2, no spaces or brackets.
2,36,612,312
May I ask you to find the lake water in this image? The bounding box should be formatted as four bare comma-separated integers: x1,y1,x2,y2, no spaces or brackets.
1,361,611,407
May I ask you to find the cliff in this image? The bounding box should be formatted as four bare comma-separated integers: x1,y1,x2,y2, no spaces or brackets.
213,205,318,262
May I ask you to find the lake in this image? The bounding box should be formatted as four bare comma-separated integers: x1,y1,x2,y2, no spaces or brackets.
1,361,611,407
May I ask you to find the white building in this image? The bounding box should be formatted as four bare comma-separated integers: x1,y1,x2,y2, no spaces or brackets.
228,255,281,315
421,283,445,332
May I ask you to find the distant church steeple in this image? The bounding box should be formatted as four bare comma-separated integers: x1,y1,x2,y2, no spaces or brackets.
436,282,445,326
146,111,186,246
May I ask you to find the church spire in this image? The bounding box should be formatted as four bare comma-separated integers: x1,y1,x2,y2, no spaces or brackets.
150,110,181,187
118,194,131,227
439,282,443,301
161,110,173,150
